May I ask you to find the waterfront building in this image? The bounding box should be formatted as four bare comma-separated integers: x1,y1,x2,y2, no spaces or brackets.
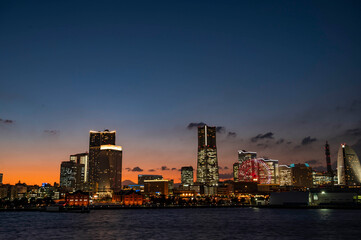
88,130,122,195
263,159,279,184
196,125,219,186
112,190,144,205
65,190,89,206
70,153,89,182
144,179,169,195
181,166,194,187
279,165,292,186
97,145,123,196
337,144,361,185
291,163,313,188
88,129,116,192
312,171,333,186
0,173,2,184
60,160,78,191
138,175,163,185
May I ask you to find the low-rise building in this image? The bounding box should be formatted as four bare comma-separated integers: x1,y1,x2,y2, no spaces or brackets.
65,190,89,206
112,190,144,205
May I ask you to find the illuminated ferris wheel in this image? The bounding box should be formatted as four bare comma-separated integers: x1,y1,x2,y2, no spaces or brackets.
238,158,271,184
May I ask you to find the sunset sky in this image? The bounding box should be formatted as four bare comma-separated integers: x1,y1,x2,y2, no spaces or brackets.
1,1,361,185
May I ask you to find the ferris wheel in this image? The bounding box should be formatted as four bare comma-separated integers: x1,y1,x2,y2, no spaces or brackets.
238,158,271,184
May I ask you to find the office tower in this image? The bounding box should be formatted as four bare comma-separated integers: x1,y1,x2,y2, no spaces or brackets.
325,141,334,179
97,145,123,195
233,162,239,182
238,150,257,164
290,163,313,188
70,153,89,183
263,159,279,184
60,160,78,191
312,171,333,186
88,130,122,195
279,165,292,186
0,173,3,184
181,166,194,186
138,175,163,185
197,125,219,186
337,144,361,185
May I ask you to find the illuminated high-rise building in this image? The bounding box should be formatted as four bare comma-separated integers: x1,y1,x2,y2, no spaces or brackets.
337,144,361,185
88,130,122,195
70,153,89,190
279,165,292,186
233,162,239,182
181,166,194,186
263,159,279,184
196,125,219,186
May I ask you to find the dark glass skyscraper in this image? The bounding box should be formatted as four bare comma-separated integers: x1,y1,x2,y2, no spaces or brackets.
88,130,122,195
196,125,219,186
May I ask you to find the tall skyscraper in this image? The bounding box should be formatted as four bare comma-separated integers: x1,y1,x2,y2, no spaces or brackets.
70,153,89,190
196,125,219,186
279,165,292,186
181,166,194,186
88,130,122,195
0,173,3,184
337,144,361,185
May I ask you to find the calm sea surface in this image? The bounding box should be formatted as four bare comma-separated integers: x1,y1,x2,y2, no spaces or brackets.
1,208,361,239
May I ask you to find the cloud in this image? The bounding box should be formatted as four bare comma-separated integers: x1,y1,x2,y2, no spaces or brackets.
161,166,170,171
0,118,14,124
251,132,274,142
301,136,317,145
345,128,361,137
131,167,143,172
125,167,131,171
224,166,229,170
218,166,223,170
171,168,177,170
287,141,292,145
219,173,233,179
276,139,284,144
306,159,319,165
187,122,227,134
148,169,155,172
216,126,226,133
227,132,237,137
257,143,269,148
187,122,206,129
44,130,59,135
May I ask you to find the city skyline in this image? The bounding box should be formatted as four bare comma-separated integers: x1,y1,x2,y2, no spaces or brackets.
1,1,361,185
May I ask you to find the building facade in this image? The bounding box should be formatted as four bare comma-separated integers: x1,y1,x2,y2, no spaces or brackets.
60,160,79,191
88,130,122,196
181,166,194,187
279,165,292,186
337,144,361,186
197,125,219,186
263,159,279,184
138,175,163,185
291,163,313,188
144,179,169,195
0,173,2,184
238,150,257,164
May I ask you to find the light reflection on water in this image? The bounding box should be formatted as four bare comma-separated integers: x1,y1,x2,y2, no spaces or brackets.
1,208,361,239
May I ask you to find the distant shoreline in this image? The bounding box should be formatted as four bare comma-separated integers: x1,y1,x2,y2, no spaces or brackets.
2,204,361,212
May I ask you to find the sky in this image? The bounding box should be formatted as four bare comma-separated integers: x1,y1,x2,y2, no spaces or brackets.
1,0,361,185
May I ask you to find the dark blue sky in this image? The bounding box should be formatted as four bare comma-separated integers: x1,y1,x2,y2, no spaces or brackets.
1,0,361,183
